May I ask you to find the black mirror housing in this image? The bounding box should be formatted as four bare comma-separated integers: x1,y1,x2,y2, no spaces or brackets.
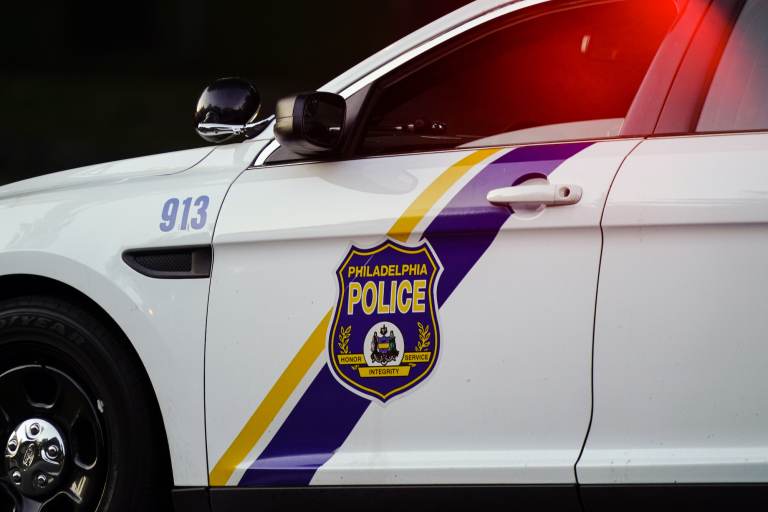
195,77,262,143
275,92,346,156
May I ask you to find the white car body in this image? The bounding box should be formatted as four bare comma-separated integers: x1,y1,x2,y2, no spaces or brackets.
2,0,767,509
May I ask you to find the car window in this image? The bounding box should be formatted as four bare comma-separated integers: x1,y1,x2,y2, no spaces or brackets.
697,0,768,133
357,0,679,157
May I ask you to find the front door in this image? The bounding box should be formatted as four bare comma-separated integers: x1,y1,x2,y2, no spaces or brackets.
205,141,631,489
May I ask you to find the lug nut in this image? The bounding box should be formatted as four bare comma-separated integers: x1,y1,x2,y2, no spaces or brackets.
35,473,48,487
29,423,41,436
11,470,22,485
46,444,60,458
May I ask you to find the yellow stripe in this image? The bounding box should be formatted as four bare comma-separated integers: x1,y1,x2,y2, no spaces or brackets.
388,149,500,241
209,147,500,486
209,310,332,485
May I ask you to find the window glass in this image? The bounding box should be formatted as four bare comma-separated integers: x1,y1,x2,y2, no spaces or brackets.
358,0,678,156
697,0,768,133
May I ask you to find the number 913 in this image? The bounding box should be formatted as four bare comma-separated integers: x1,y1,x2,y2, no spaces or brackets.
159,196,210,232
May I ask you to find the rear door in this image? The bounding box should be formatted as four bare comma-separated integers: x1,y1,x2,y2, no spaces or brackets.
580,0,768,507
205,0,683,505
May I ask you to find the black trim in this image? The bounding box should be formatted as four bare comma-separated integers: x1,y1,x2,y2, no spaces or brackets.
122,245,212,279
177,483,768,511
654,0,746,134
173,487,211,512
580,483,768,512
337,81,375,160
208,485,580,512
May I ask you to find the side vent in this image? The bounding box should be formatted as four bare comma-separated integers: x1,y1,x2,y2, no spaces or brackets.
123,246,212,279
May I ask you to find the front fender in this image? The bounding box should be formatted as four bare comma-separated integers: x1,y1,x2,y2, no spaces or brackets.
0,138,272,485
0,250,209,485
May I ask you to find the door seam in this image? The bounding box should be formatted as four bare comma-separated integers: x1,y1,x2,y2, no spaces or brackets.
574,138,645,507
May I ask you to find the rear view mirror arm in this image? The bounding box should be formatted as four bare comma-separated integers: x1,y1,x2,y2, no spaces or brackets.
196,115,275,140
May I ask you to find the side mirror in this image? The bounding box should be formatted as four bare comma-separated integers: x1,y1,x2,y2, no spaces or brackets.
195,77,271,143
274,92,346,156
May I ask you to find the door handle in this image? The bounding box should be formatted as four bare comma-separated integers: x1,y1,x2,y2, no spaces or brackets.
486,183,582,206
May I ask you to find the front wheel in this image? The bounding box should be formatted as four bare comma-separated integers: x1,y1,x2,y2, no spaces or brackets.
0,296,170,511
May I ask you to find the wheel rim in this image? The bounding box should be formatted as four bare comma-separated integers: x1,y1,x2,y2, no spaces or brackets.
0,364,106,512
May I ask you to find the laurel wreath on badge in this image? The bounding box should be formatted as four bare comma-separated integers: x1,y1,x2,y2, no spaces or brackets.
337,325,357,369
409,322,432,367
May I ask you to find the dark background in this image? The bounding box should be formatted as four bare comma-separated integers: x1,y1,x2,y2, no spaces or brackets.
0,0,469,187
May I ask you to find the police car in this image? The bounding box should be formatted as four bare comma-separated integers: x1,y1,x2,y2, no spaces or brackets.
2,0,767,510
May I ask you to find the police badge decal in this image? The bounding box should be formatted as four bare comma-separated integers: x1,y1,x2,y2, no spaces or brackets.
328,239,443,402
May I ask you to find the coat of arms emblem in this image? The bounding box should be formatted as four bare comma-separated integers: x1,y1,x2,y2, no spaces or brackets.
328,239,442,402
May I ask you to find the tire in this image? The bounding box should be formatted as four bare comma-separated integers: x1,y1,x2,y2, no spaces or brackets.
0,296,171,512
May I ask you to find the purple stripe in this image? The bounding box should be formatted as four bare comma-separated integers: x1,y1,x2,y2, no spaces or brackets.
424,142,593,303
238,366,369,486
238,142,593,486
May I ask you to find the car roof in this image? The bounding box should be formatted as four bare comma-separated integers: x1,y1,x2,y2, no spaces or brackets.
321,0,526,94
